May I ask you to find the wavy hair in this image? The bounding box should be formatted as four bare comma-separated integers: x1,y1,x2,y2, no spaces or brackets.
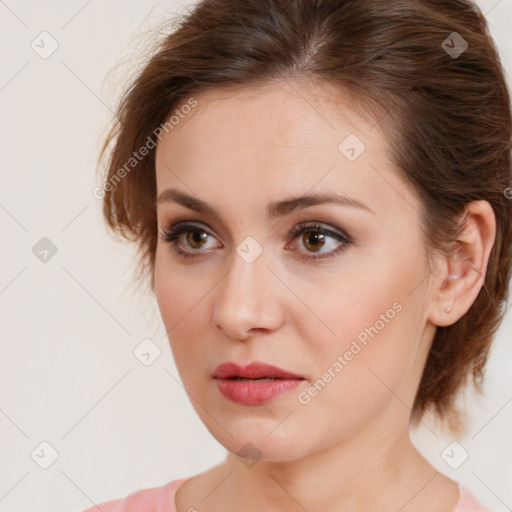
96,0,512,431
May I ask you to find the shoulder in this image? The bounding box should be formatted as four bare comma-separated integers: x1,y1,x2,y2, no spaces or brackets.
79,477,190,512
453,483,497,512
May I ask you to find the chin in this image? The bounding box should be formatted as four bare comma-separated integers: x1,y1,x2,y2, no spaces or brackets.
206,418,310,463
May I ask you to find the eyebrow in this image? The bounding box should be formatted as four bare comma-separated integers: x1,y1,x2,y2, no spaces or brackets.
155,188,375,218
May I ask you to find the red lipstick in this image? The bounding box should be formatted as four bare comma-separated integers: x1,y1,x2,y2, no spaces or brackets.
212,362,305,405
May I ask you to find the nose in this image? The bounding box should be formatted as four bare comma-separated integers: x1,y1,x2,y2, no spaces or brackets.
212,248,284,340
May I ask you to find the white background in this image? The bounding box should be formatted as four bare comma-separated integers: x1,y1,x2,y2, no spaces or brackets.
1,1,511,511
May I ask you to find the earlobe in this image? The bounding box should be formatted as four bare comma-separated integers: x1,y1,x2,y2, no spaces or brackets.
428,200,496,327
442,272,462,313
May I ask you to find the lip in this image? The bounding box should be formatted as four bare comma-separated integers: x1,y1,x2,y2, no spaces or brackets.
213,362,305,405
212,361,304,380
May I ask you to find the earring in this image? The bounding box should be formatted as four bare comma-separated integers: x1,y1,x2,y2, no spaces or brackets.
445,304,452,313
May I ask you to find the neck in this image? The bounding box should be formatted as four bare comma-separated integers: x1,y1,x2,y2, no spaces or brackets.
211,410,458,512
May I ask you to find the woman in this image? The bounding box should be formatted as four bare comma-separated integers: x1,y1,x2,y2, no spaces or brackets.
83,0,511,510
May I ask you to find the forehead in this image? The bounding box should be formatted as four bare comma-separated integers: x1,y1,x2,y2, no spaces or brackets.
154,80,416,218
157,80,385,158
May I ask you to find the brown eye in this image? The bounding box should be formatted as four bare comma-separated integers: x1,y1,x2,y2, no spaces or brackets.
186,230,209,249
288,221,351,260
302,231,326,252
159,221,222,259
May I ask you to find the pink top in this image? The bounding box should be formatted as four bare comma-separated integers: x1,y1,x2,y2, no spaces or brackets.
80,478,495,512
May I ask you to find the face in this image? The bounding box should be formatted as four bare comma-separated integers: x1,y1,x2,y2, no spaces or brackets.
154,81,437,462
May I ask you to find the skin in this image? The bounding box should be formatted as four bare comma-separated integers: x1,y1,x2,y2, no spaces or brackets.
153,80,496,512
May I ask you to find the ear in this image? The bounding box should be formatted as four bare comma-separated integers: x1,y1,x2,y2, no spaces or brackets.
428,200,496,327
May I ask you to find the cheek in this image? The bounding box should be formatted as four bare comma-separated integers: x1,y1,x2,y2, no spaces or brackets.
292,264,411,356
294,249,426,406
154,249,211,377
321,238,426,346
154,250,183,326
154,246,211,324
293,302,418,446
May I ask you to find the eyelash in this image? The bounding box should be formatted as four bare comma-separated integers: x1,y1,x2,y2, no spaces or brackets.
158,221,352,261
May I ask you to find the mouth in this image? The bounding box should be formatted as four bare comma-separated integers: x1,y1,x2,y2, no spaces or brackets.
212,361,305,405
212,361,305,380
224,377,282,382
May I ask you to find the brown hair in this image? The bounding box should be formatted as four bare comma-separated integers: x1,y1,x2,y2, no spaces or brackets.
97,0,512,430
